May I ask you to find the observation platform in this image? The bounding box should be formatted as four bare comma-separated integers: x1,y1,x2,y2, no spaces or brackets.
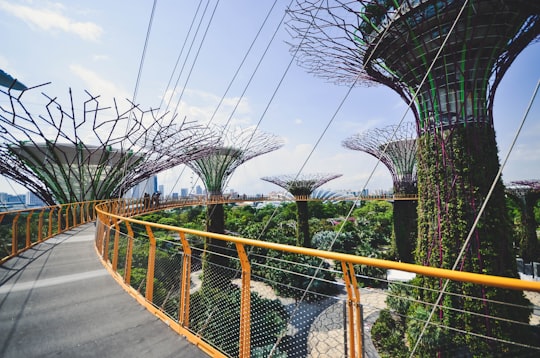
0,223,207,358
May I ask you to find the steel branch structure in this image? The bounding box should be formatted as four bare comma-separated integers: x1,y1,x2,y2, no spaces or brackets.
342,122,417,194
0,85,217,205
185,126,284,286
343,122,417,262
288,0,540,354
262,173,342,247
186,126,284,198
261,173,342,197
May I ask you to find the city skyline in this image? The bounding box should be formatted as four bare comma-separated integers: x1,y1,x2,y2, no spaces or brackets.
0,1,538,198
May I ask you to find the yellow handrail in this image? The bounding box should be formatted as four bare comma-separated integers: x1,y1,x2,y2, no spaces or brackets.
94,197,539,358
0,200,105,264
95,199,540,293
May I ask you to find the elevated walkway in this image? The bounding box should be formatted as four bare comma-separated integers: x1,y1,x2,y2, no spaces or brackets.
0,223,207,358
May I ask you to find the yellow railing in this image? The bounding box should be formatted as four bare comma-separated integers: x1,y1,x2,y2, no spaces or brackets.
94,198,540,358
0,200,105,264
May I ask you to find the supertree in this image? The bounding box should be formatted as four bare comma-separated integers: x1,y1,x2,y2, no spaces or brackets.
343,122,417,263
287,0,539,354
185,126,284,285
506,180,540,263
0,84,217,205
261,173,342,247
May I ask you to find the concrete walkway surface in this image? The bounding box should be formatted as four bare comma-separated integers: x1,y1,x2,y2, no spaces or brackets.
0,224,207,358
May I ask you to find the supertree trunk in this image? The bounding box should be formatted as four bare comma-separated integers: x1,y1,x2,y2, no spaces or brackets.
506,181,540,263
415,125,531,354
296,200,311,247
520,192,540,263
393,199,417,263
202,201,233,288
261,173,342,248
343,124,418,263
287,0,539,354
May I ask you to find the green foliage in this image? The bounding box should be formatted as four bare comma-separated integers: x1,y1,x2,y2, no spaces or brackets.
405,306,454,357
535,200,540,224
259,252,339,301
156,217,180,226
189,286,289,357
371,309,408,358
386,282,414,316
415,126,532,355
506,193,540,262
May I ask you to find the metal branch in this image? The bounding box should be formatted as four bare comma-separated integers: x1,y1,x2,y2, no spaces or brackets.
185,125,284,196
343,122,417,194
0,84,217,204
261,173,342,197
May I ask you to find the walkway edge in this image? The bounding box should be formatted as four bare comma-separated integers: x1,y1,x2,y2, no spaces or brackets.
93,240,220,358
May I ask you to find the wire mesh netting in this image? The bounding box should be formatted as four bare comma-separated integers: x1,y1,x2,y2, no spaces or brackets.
96,218,540,358
152,242,184,319
129,234,150,295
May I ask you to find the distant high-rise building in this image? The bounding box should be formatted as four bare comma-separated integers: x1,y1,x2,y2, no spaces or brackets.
180,188,188,197
26,191,45,207
130,175,158,198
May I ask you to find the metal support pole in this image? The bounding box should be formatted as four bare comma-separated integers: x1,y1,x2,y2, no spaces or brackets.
145,225,156,302
124,222,134,285
178,232,192,327
235,243,251,358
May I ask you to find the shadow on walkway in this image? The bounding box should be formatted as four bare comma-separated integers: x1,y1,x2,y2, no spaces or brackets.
0,223,207,358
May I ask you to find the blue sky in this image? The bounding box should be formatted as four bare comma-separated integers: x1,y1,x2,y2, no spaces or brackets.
0,1,539,197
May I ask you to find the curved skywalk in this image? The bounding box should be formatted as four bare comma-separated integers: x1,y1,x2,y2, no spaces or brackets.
0,223,207,358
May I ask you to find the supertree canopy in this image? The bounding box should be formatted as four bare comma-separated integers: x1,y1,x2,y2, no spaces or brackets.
506,180,540,263
288,0,539,354
185,126,283,287
342,122,417,194
343,122,417,262
0,85,217,205
261,173,342,247
186,126,284,198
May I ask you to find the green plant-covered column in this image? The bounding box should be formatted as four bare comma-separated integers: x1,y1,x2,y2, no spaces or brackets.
392,199,417,263
203,202,232,288
521,192,540,263
296,199,311,247
414,125,531,355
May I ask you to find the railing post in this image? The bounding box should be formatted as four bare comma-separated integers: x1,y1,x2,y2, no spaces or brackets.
69,203,75,228
12,213,20,256
145,225,156,302
48,207,55,237
38,209,45,242
178,232,192,327
25,211,34,248
65,204,70,230
57,205,62,234
80,202,85,224
235,243,251,358
124,222,135,285
112,221,121,271
103,219,111,261
341,261,363,358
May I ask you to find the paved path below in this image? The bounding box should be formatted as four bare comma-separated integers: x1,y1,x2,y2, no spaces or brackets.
0,224,207,358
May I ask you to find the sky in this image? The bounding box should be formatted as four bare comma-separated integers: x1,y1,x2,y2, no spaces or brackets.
0,0,539,198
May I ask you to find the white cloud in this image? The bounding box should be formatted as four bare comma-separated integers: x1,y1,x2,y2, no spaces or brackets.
166,88,253,127
69,64,130,104
0,1,103,41
92,54,109,61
